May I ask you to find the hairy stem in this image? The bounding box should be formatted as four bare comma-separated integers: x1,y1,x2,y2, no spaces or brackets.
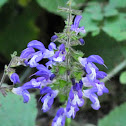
102,60,126,83
0,58,14,87
66,1,72,81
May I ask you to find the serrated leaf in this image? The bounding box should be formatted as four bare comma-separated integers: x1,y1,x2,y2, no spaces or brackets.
0,93,37,126
102,13,126,41
98,102,126,126
59,66,67,75
109,0,126,8
0,0,8,8
119,71,126,84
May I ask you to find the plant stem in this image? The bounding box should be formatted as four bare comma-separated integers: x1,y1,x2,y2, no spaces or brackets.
0,58,14,87
66,1,72,81
101,60,126,83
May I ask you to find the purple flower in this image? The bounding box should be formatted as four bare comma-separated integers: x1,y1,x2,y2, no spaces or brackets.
82,77,94,87
27,40,45,53
40,87,58,112
71,15,86,34
50,74,56,80
95,80,109,96
27,51,43,67
10,73,20,84
51,35,58,42
12,87,30,103
83,88,100,110
20,47,35,59
53,44,66,62
52,108,66,126
12,79,41,103
96,71,107,79
66,101,79,118
34,64,52,80
42,49,54,58
79,55,105,81
87,55,105,65
48,42,57,51
69,83,84,107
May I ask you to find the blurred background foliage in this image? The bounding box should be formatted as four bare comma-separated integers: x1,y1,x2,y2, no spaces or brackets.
0,0,126,126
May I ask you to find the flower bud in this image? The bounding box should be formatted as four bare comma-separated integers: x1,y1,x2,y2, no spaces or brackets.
79,38,85,45
51,35,58,42
10,73,20,84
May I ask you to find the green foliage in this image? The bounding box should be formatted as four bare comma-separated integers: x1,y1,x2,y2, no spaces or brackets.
119,71,126,84
98,102,126,126
103,13,126,42
86,2,103,21
104,5,118,17
0,0,8,8
109,0,126,8
59,66,67,75
80,5,100,36
18,0,31,7
73,70,83,81
80,1,126,41
36,0,68,17
0,93,37,126
0,3,40,59
58,93,67,102
36,0,85,17
72,50,84,61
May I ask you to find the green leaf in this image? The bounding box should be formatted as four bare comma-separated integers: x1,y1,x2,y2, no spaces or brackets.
98,102,126,126
85,2,103,21
109,0,126,8
119,71,126,84
0,0,8,8
72,50,84,61
104,5,118,17
102,13,126,41
36,0,68,17
58,79,68,88
36,0,86,17
80,2,101,36
59,66,67,75
58,94,67,102
71,0,85,9
0,93,37,126
73,71,83,81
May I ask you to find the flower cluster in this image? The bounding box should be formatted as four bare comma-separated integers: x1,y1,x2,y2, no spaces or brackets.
9,10,109,126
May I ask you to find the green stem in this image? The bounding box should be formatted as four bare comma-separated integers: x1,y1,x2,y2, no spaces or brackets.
101,60,126,83
66,1,72,81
